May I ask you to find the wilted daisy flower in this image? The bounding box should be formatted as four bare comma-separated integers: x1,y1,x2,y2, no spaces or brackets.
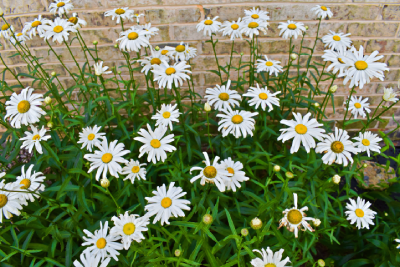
278,193,315,238
82,221,123,262
141,23,159,37
256,55,283,76
241,19,268,38
315,127,360,166
117,27,149,52
137,47,169,75
78,125,106,152
345,197,376,229
189,152,232,192
243,7,270,22
67,13,87,29
23,15,50,38
152,60,191,89
0,180,27,223
205,80,241,111
278,20,306,39
243,83,281,112
104,7,134,23
383,87,398,102
121,159,147,184
9,32,30,46
0,23,14,39
20,126,51,155
49,0,74,16
345,95,371,119
220,18,244,40
93,61,112,76
144,182,191,226
14,164,45,202
5,87,45,129
134,124,176,164
353,131,382,157
219,157,249,192
42,17,76,43
84,138,130,181
184,44,197,61
73,250,110,267
343,45,389,89
152,104,181,131
217,108,258,138
196,16,221,36
322,49,350,76
251,247,291,267
110,212,149,249
311,5,333,19
322,31,352,53
277,112,326,154
159,46,174,58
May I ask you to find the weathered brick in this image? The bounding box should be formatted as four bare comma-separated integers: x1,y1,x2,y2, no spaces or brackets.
347,22,398,37
382,5,400,21
145,8,201,24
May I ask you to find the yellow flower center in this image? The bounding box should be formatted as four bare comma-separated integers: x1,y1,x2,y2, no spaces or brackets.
248,22,259,28
265,61,273,66
355,60,368,70
101,153,113,163
53,26,64,33
165,67,176,75
354,103,362,109
232,115,243,124
20,179,31,189
362,139,370,146
161,197,172,208
265,264,277,267
123,222,136,235
17,100,31,113
203,166,217,178
150,58,161,65
161,50,169,55
231,24,239,30
87,133,95,141
338,57,345,64
96,238,106,249
32,21,42,27
32,134,41,141
288,23,297,30
287,209,303,224
321,6,328,11
175,45,185,52
150,139,161,148
295,124,307,134
1,24,10,31
331,141,344,153
68,17,78,25
0,194,8,208
251,14,259,19
115,8,126,15
355,208,364,218
333,35,341,41
227,167,235,174
219,92,229,101
259,92,268,100
131,166,140,173
163,111,171,118
16,33,23,37
56,2,65,7
204,20,213,25
128,32,139,40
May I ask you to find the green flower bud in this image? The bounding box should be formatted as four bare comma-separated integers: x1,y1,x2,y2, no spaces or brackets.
250,217,262,230
202,214,213,225
93,40,98,45
174,249,181,257
285,171,294,179
241,228,249,236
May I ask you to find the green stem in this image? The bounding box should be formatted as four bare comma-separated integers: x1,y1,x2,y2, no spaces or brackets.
342,86,356,129
210,34,223,84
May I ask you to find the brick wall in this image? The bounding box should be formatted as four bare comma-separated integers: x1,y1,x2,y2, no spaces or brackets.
1,1,400,137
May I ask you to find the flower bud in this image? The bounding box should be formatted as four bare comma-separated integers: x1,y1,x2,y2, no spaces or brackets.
174,249,181,257
385,212,388,216
117,70,122,75
241,228,249,236
202,214,213,225
93,40,98,45
44,96,52,105
0,8,4,16
47,121,53,128
240,52,244,56
273,165,280,172
51,71,57,77
332,174,341,184
100,178,110,188
285,171,294,179
329,85,337,93
114,44,118,48
290,53,298,60
363,163,368,168
314,102,320,108
250,217,262,230
305,25,309,30
318,259,325,267
204,102,211,112
155,46,160,51
313,218,321,227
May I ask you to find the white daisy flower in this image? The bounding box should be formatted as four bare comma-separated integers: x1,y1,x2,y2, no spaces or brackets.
134,124,176,164
121,159,147,184
67,13,87,29
9,32,30,46
151,104,181,131
196,16,221,36
73,250,110,267
311,5,333,19
144,182,191,226
277,112,326,154
0,173,5,179
137,47,169,75
189,152,232,192
104,7,134,24
93,61,112,76
278,20,306,39
49,0,74,16
345,95,371,119
77,125,106,152
82,221,123,262
243,84,281,112
250,247,291,267
342,45,389,89
345,197,377,230
383,87,398,102
14,164,45,202
353,131,382,157
152,60,191,89
243,7,270,22
42,17,77,43
116,27,149,52
256,55,283,76
219,18,244,40
84,138,130,181
133,13,145,24
141,23,159,37
4,87,45,129
205,80,241,111
219,157,249,192
278,193,315,238
0,23,14,39
315,127,360,166
110,211,149,249
0,180,27,223
20,126,51,155
184,44,197,61
170,41,190,62
321,31,352,53
23,15,50,38
322,49,350,76
241,19,268,38
159,46,174,58
217,108,258,138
